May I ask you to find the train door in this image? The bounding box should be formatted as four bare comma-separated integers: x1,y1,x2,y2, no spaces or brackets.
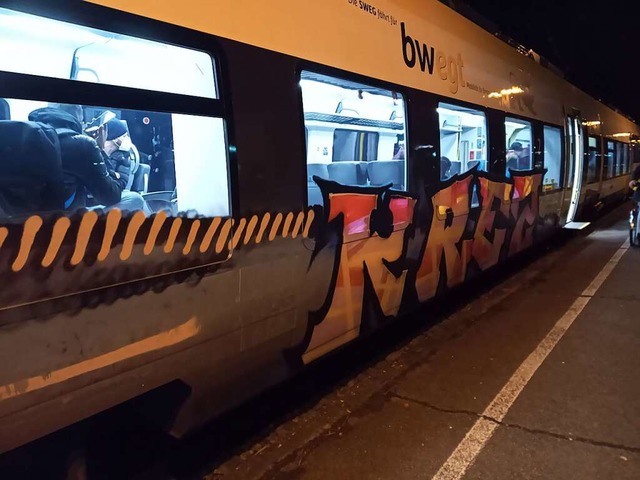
562,114,589,228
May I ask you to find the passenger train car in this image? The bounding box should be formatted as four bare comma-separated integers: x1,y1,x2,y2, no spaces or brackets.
0,0,638,453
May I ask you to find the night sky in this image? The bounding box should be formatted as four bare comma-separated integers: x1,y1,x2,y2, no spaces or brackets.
461,0,639,122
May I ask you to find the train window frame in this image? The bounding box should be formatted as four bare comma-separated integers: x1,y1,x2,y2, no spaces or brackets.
541,123,565,193
298,67,409,207
585,135,600,185
504,116,534,175
0,2,235,262
604,140,616,180
437,100,488,180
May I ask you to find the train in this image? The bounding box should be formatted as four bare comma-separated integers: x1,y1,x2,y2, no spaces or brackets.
0,0,638,455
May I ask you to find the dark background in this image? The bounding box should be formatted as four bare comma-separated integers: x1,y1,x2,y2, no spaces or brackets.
445,0,639,121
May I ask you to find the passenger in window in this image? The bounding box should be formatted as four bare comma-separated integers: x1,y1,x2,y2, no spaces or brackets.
508,141,529,170
393,143,405,160
506,152,519,176
103,117,137,191
440,156,451,180
28,105,150,215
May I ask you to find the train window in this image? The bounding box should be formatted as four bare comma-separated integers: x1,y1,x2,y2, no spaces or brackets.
300,71,407,206
0,7,216,99
505,117,532,174
616,143,626,176
623,144,630,173
333,130,379,161
437,103,487,180
586,136,599,184
543,126,562,189
0,99,229,220
604,141,615,179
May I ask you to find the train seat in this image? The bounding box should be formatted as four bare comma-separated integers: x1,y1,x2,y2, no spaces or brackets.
0,99,9,120
307,162,329,182
367,160,404,189
131,163,150,193
327,161,368,186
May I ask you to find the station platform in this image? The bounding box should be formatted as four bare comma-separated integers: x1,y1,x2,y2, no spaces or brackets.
208,208,640,480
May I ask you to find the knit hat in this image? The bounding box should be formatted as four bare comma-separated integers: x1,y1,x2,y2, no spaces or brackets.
106,118,129,140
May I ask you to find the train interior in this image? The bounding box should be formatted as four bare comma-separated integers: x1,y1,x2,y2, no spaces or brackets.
0,6,230,220
438,103,487,179
505,117,533,172
300,71,407,206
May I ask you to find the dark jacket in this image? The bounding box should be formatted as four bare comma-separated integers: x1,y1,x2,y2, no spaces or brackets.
107,149,135,191
28,108,122,209
632,164,640,182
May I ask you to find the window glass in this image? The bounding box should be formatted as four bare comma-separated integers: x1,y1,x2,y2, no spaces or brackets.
624,143,630,173
0,7,216,99
300,71,407,206
0,98,229,220
543,125,562,189
615,143,627,176
585,136,599,184
333,130,379,162
505,117,532,174
438,103,487,180
604,141,615,179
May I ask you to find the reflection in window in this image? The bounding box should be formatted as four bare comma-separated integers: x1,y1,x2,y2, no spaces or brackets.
300,71,407,206
623,144,630,173
604,141,615,179
586,136,599,184
615,143,628,176
505,117,532,174
543,126,562,189
0,7,216,99
438,103,487,180
0,99,229,220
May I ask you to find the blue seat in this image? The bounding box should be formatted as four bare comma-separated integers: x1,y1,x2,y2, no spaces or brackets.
327,161,358,185
131,163,150,193
308,163,329,181
367,160,404,189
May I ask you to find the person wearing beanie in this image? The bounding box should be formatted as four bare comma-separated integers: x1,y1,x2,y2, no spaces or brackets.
29,104,151,215
28,106,122,209
103,117,136,191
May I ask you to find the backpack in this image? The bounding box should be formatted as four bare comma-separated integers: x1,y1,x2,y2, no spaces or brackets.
0,120,67,217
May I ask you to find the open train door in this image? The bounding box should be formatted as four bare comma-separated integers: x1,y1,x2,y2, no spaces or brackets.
562,112,590,229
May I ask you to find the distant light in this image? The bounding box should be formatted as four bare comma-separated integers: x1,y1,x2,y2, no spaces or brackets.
583,120,601,127
612,132,631,137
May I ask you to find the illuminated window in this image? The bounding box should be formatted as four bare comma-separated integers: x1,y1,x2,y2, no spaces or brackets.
300,71,407,206
543,126,562,189
0,99,228,220
0,8,229,222
0,7,216,98
505,117,532,174
604,141,615,179
438,103,487,180
585,136,599,184
623,143,630,173
616,143,628,176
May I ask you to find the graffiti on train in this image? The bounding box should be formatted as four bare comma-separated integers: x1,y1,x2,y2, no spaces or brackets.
293,168,545,364
0,207,314,318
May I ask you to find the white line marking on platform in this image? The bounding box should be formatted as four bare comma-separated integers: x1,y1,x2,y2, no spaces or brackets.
432,239,629,480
